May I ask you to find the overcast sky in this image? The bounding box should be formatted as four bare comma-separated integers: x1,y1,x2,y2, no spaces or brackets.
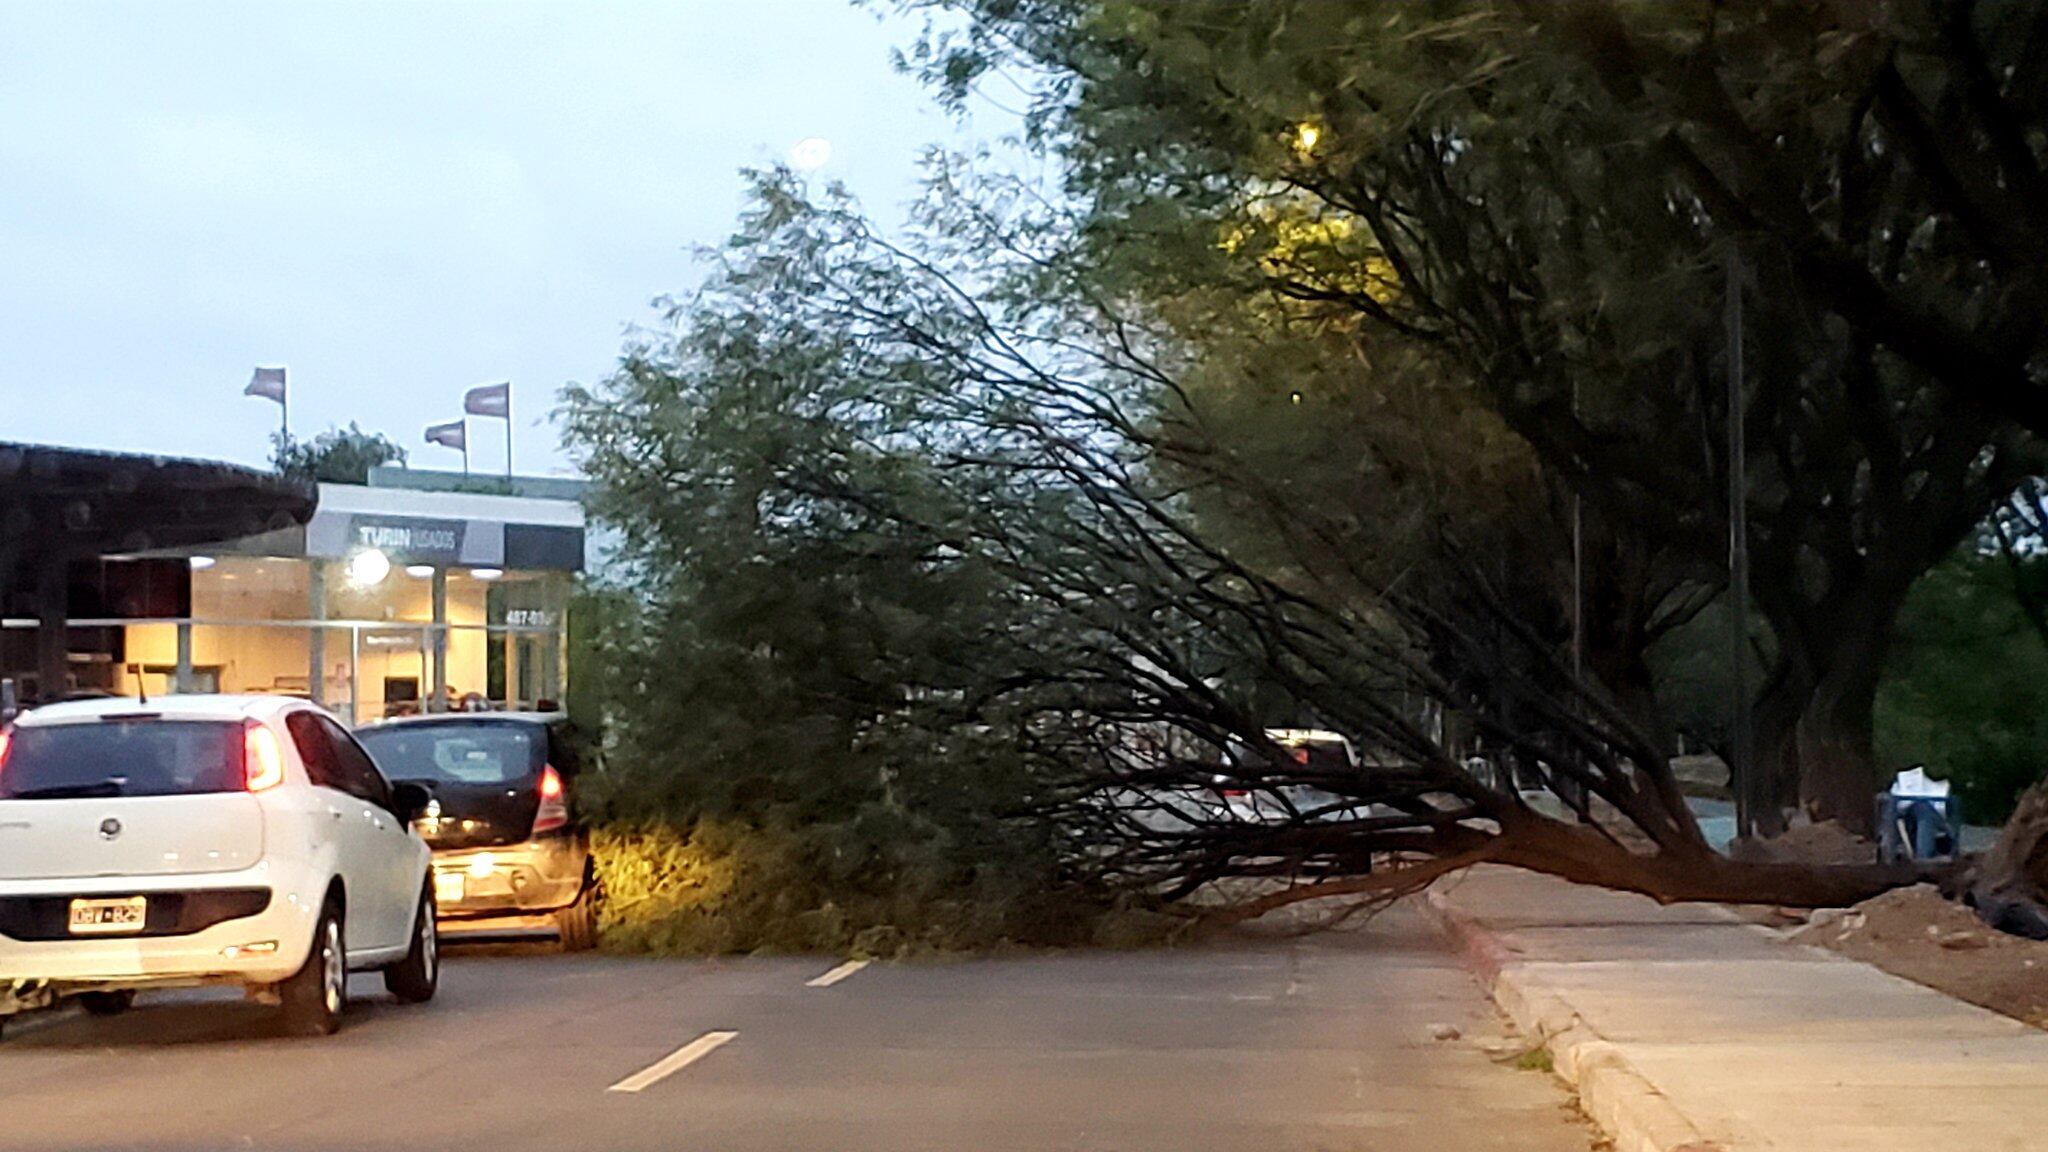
0,1,988,475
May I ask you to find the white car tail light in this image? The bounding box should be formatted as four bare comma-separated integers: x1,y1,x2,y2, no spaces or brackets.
243,723,285,792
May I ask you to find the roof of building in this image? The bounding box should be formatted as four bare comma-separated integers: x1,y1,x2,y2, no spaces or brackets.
315,481,583,528
365,464,589,503
0,441,316,594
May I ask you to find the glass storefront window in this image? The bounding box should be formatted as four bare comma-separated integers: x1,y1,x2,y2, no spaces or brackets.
74,556,572,726
1,479,585,723
481,570,569,712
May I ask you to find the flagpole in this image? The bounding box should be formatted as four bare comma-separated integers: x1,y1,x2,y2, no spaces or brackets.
504,384,513,482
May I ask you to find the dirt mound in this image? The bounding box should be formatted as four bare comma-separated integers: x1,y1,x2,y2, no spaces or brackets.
1729,820,1875,867
1795,884,2048,1028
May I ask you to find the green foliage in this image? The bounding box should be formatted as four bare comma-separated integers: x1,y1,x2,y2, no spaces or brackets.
1877,549,2048,824
271,423,408,484
556,159,1716,937
563,582,629,736
558,175,1138,951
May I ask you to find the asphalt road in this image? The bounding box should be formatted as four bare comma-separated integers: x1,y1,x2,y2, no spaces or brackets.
0,903,1594,1151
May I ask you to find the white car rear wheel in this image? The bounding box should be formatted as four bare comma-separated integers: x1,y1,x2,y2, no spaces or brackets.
279,903,346,1036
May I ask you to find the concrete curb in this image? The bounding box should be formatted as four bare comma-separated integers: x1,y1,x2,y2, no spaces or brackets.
1422,887,1726,1152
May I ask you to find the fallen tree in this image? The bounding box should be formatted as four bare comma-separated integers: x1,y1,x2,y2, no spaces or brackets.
566,170,1960,925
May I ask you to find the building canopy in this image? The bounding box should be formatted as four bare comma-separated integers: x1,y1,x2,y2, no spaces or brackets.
0,442,316,695
0,442,314,581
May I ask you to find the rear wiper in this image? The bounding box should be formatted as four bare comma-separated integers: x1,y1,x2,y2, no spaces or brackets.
5,782,125,799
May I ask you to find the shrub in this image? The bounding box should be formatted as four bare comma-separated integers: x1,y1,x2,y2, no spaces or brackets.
591,819,1159,956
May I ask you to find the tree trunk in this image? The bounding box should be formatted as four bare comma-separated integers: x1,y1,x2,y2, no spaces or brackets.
1750,590,1899,838
1796,653,1885,835
1598,651,1677,762
1747,661,1809,837
1495,812,1932,908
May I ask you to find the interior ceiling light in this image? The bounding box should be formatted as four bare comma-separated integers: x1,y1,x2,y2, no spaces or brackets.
347,548,392,587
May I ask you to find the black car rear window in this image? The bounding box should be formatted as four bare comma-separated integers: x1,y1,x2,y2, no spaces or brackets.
356,725,542,785
0,720,243,799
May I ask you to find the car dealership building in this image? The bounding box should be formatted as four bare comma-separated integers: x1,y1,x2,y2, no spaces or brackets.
1,449,585,725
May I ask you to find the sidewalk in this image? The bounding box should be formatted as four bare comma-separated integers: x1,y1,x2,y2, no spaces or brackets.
1425,866,2048,1152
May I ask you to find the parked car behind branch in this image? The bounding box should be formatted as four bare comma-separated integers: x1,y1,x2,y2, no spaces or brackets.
1217,728,1373,825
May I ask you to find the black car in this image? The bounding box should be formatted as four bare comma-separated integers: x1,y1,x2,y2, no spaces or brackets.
355,713,600,950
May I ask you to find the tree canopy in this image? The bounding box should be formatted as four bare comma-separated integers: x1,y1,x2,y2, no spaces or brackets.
271,423,408,485
896,0,2048,830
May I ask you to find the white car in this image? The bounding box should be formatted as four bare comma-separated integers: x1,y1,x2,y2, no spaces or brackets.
0,695,438,1037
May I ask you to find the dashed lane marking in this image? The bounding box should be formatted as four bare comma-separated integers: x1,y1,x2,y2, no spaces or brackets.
805,959,870,988
607,1030,739,1094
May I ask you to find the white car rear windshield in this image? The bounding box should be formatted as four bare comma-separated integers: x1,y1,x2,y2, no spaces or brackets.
357,725,541,785
0,719,243,799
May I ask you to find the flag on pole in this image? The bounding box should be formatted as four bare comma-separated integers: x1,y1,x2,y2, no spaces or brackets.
245,366,287,404
463,381,511,418
424,420,467,451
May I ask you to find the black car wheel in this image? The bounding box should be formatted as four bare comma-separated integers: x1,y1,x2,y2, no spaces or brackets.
278,902,346,1037
383,884,439,1004
77,990,135,1017
554,872,602,953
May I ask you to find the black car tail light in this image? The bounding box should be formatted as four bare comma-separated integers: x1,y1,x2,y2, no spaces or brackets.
532,764,568,835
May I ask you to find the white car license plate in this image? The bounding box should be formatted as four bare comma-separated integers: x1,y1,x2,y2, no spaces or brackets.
68,896,147,935
434,873,464,906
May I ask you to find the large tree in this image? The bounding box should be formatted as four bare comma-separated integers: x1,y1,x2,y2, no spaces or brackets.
897,0,2047,832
